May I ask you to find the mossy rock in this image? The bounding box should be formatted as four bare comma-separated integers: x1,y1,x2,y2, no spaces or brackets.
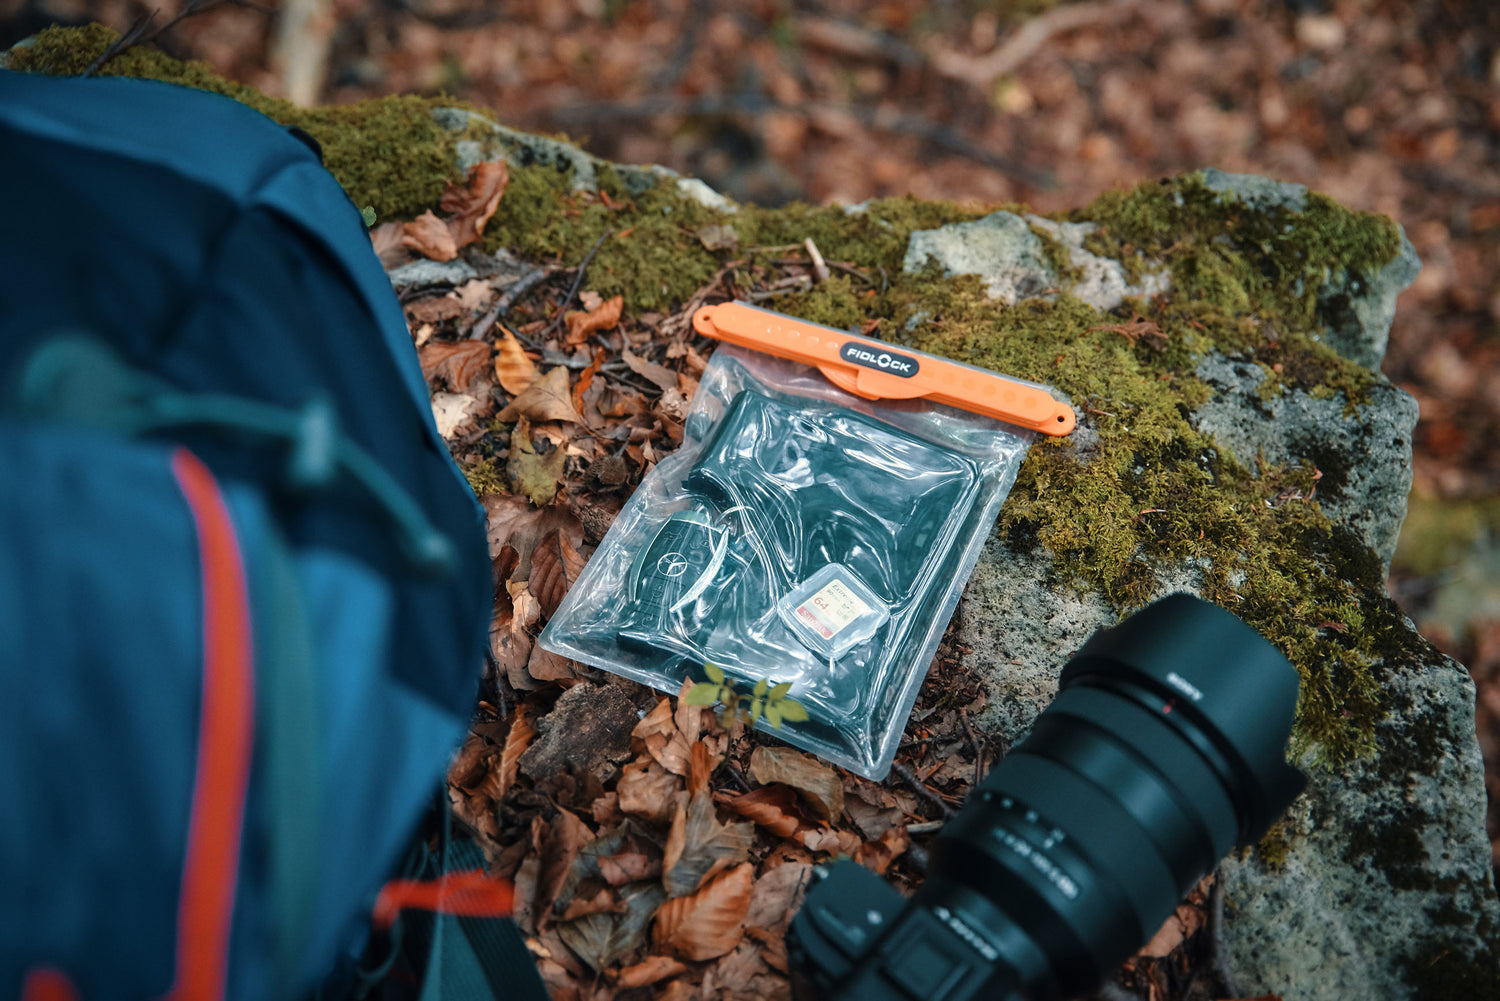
9,24,1493,998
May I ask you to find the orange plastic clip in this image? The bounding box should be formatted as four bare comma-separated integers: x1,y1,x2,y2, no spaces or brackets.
692,302,1076,436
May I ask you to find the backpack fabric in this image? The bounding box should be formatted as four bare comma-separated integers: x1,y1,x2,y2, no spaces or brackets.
0,69,495,999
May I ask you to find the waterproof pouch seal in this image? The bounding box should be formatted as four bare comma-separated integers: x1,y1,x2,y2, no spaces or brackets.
541,314,1070,779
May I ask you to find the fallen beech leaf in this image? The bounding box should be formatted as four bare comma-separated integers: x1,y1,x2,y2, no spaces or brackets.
564,294,624,348
855,823,910,876
490,607,535,691
633,698,692,776
596,851,661,885
744,860,812,933
654,862,754,961
508,579,541,634
617,756,681,823
508,416,566,506
663,792,753,898
799,827,862,855
720,785,807,839
401,209,458,261
498,366,587,424
749,746,844,821
531,529,588,619
1138,902,1203,959
494,327,539,394
539,808,596,916
557,882,664,972
448,731,490,792
614,955,687,989
456,278,494,312
431,391,479,439
420,339,491,392
483,494,585,576
687,740,712,797
573,348,606,412
555,887,624,923
674,678,709,743
441,160,508,250
622,346,679,393
527,643,579,682
369,221,407,266
496,707,535,800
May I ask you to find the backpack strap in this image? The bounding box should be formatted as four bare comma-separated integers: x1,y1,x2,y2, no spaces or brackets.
166,449,256,1001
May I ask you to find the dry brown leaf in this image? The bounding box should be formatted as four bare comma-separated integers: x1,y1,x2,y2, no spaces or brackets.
744,861,813,934
448,731,490,791
654,862,754,962
855,823,910,876
596,851,661,885
555,887,624,922
617,756,681,823
419,339,491,393
498,366,588,424
749,746,844,822
484,494,586,576
490,607,536,691
621,346,679,393
564,294,624,348
687,740,712,797
527,643,580,682
401,209,459,261
573,348,606,413
494,327,539,394
663,791,754,898
441,160,508,250
496,707,535,800
1137,902,1205,959
456,278,494,312
632,697,692,776
508,579,541,634
798,827,862,855
674,678,709,743
720,785,807,839
531,529,589,619
613,955,687,989
369,221,407,267
539,808,596,918
431,391,479,439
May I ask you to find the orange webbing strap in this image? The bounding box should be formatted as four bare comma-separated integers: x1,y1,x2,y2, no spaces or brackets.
167,449,256,1001
372,870,516,930
20,969,77,1001
693,301,1077,435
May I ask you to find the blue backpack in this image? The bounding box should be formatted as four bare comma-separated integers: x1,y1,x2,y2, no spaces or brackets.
0,69,522,999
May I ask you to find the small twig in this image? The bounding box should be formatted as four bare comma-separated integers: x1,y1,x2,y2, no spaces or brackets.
541,229,614,339
889,761,956,820
803,237,830,283
84,0,265,77
959,710,986,787
906,819,945,834
1209,869,1239,998
470,264,557,341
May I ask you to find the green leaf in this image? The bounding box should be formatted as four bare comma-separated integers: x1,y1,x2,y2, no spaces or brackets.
360,205,377,227
765,701,783,728
777,698,810,723
682,683,721,706
749,698,764,722
718,686,737,706
704,662,725,684
753,678,768,697
769,681,792,700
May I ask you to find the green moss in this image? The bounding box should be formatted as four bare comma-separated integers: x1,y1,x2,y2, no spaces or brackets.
11,24,460,220
461,457,507,498
1028,222,1084,287
1255,820,1293,871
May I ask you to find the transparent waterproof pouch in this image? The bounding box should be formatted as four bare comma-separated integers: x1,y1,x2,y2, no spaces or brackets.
540,305,1071,778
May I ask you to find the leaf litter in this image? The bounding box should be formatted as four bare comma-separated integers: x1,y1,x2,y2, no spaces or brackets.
377,163,1198,1001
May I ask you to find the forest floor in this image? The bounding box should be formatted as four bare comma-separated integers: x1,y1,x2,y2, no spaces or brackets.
5,1,1498,997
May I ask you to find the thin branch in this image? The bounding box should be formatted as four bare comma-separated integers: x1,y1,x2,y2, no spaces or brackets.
84,0,267,78
469,264,558,341
540,229,614,339
888,760,956,820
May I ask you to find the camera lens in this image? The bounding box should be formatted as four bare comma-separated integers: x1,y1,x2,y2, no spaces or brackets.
788,593,1305,1001
920,593,1306,999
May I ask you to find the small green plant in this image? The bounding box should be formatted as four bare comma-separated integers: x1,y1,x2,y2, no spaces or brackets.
682,662,809,729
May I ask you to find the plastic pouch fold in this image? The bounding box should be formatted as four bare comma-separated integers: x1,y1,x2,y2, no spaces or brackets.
540,310,1065,779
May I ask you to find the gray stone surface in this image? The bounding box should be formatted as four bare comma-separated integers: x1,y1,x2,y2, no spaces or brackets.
904,210,1169,311
930,174,1498,999
1192,352,1420,574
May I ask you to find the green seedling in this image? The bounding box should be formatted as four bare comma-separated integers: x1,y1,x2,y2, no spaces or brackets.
682,662,809,729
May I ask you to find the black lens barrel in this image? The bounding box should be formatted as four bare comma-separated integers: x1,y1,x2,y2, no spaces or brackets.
920,593,1305,1000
